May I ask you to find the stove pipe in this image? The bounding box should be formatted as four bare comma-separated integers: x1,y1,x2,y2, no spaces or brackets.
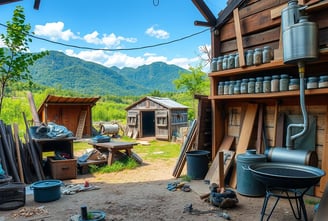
286,62,307,149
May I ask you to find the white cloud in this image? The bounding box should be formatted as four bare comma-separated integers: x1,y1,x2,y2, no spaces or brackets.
83,31,102,45
65,49,109,66
34,22,78,41
64,49,198,70
144,52,156,57
145,26,169,39
83,31,137,48
103,52,145,69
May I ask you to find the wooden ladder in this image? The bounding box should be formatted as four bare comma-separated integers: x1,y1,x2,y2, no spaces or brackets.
76,110,87,139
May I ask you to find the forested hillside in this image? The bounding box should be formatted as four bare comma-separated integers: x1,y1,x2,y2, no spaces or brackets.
28,51,188,96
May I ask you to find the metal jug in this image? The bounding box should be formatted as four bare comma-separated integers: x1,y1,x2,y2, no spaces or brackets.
281,0,301,31
283,15,318,64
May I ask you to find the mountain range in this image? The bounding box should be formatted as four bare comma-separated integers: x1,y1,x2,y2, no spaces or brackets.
28,51,189,96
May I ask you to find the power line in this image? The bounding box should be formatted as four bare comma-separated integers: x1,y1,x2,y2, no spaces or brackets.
0,22,210,52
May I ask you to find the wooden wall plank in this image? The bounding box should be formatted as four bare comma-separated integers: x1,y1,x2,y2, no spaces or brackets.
205,136,234,182
220,8,281,42
229,103,258,188
320,105,328,193
211,100,225,160
233,8,246,67
220,27,280,54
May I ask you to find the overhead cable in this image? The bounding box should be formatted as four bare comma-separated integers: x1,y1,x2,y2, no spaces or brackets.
0,22,209,51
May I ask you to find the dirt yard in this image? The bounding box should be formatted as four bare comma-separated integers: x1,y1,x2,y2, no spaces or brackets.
0,147,321,221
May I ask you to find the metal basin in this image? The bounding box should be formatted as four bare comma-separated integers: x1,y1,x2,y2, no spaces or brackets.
248,163,325,189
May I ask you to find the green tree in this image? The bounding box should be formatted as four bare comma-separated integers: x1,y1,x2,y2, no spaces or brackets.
0,6,47,114
173,64,209,117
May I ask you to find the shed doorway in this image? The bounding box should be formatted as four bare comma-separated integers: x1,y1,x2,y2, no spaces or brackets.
142,111,155,137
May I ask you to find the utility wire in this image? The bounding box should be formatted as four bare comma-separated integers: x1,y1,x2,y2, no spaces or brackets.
0,22,209,52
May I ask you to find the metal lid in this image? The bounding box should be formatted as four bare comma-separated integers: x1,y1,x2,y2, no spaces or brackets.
31,180,62,189
290,78,300,84
237,149,266,162
307,77,318,82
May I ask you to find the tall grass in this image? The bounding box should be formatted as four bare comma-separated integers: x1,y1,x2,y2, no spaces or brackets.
89,157,138,174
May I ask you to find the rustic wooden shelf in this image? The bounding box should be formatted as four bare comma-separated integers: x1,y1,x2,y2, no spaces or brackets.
209,88,328,100
208,60,292,77
209,51,328,78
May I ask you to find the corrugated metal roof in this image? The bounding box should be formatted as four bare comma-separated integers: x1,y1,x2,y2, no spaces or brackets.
38,95,101,112
125,96,188,110
147,96,188,109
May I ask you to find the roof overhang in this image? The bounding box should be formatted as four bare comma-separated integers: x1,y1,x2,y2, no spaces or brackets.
37,95,101,114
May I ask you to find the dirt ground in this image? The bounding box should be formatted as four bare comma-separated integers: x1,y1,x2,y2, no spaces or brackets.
0,145,321,221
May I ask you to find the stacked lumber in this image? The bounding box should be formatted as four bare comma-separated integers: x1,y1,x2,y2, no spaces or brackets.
0,117,44,184
172,120,198,178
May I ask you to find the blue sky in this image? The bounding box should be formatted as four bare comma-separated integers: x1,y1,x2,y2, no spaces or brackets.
0,0,226,70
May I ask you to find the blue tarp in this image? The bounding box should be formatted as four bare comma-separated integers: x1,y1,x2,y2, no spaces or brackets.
30,122,73,139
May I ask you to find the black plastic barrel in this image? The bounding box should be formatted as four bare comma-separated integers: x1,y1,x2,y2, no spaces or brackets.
236,149,266,196
186,150,210,180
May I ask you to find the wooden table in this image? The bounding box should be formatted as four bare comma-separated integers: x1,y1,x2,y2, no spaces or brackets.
88,141,137,165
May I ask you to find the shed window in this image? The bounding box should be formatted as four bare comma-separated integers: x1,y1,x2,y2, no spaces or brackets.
156,111,168,127
127,112,138,126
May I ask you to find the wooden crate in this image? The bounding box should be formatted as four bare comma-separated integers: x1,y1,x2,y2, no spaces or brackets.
48,157,77,180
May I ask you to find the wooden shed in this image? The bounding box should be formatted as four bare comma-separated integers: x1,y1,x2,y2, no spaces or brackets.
193,0,328,197
37,95,101,138
125,96,188,141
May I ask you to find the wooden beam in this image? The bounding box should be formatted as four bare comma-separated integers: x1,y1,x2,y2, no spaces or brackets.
215,0,247,28
27,91,41,126
229,103,259,188
192,0,216,26
211,100,225,159
271,3,287,20
272,101,279,147
218,151,224,188
205,149,235,185
233,8,246,67
14,123,24,183
256,104,264,153
320,105,328,193
306,0,328,12
194,20,212,27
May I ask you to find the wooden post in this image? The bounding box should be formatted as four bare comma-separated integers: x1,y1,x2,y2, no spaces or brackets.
27,91,41,126
233,8,246,67
14,123,24,183
218,151,224,189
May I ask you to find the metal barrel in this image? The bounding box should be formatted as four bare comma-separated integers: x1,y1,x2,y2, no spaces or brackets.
99,123,119,135
267,147,318,166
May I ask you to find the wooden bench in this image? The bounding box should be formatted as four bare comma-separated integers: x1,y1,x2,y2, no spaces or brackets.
88,141,137,165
